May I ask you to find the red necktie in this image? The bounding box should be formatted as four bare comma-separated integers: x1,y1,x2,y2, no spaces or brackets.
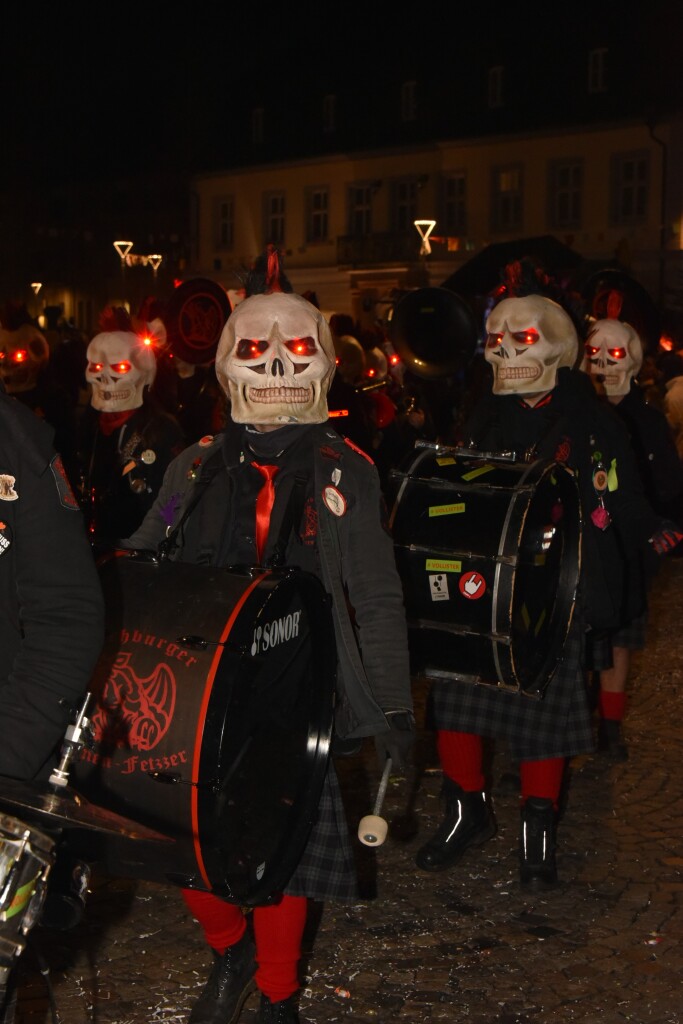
251,462,280,563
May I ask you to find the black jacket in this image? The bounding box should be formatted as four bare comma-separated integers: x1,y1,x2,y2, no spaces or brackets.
0,384,105,778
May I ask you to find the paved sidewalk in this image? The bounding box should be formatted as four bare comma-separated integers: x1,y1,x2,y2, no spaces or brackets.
11,559,683,1024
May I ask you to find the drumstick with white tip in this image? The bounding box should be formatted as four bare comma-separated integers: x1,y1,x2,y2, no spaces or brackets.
358,757,393,847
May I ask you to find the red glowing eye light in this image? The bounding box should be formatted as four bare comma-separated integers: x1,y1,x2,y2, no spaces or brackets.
88,362,104,373
112,362,132,374
285,336,317,357
12,350,29,364
390,354,401,365
486,333,504,348
235,338,269,359
585,345,600,357
513,329,539,345
608,348,627,360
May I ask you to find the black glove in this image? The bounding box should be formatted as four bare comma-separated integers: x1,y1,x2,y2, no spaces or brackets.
374,710,415,772
649,521,683,555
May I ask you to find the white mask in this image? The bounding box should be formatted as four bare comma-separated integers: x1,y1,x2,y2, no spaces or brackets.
86,330,156,412
215,292,336,425
581,318,642,397
485,295,578,396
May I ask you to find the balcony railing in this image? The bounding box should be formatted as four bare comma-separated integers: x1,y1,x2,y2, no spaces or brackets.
337,232,424,266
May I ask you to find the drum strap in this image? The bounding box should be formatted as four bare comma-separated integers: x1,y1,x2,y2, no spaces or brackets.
157,448,226,559
266,472,308,568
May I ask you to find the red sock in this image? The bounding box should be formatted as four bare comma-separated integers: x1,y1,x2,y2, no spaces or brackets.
253,895,308,1003
181,889,246,953
520,757,565,807
436,730,485,791
599,690,627,722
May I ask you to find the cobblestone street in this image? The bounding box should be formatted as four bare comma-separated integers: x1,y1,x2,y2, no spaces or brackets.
10,559,683,1024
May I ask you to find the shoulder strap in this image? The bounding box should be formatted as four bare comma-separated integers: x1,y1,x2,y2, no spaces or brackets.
266,472,308,568
157,447,225,560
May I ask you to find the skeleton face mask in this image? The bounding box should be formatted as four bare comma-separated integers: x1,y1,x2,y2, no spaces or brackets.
581,318,642,397
485,295,578,397
215,292,336,425
86,330,156,412
0,324,50,393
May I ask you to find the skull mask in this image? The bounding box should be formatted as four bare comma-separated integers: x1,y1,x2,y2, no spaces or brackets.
0,324,50,393
86,329,156,412
485,294,578,397
581,318,642,398
215,292,336,425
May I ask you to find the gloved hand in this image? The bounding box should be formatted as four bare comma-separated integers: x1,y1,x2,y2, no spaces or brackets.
374,710,415,772
649,521,683,555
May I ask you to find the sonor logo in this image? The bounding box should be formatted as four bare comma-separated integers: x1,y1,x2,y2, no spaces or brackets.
251,610,301,655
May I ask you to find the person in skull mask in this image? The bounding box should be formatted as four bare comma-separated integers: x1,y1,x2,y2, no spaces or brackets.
76,307,185,555
122,247,413,1024
415,259,678,891
580,287,683,758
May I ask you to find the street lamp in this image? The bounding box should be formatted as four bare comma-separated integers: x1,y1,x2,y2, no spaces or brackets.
414,220,436,257
147,254,163,280
31,282,42,295
113,240,134,303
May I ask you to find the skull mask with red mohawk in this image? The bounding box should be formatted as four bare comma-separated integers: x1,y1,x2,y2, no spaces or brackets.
86,306,157,412
581,289,643,398
215,247,336,426
484,259,578,404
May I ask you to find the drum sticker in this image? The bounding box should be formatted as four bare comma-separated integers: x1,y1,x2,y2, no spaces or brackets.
323,485,347,517
462,464,495,481
436,456,456,466
426,558,461,573
251,610,302,655
0,521,11,555
429,574,450,601
428,501,465,517
0,474,18,501
459,572,486,600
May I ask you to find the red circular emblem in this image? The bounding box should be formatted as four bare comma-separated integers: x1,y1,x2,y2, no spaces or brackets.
458,572,486,600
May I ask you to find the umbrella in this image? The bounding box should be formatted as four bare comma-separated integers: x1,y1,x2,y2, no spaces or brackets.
441,235,584,298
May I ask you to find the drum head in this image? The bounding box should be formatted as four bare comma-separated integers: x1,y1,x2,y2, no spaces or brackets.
389,288,478,380
164,278,232,364
72,556,335,905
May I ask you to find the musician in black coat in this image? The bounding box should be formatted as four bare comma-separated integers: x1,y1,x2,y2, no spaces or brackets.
415,262,671,891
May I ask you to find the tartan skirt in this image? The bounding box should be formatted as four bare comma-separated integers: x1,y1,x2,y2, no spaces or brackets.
283,760,359,902
428,614,595,760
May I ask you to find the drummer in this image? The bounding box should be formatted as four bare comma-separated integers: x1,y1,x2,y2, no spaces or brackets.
415,259,676,890
122,247,414,1024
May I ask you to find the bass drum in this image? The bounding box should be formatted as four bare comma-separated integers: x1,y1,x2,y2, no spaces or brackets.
388,444,581,697
71,553,335,906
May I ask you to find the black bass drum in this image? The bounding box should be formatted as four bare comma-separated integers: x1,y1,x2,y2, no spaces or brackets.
71,553,335,905
388,444,581,697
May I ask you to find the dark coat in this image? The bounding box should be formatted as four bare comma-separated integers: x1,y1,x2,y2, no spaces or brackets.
0,385,105,779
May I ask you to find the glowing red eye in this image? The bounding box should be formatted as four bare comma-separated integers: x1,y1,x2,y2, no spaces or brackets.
0,352,5,361
88,362,104,373
390,354,400,365
335,356,341,365
366,368,376,377
112,362,131,374
608,348,627,360
285,336,317,357
235,338,269,359
486,332,504,348
513,329,539,345
585,345,600,357
12,350,29,364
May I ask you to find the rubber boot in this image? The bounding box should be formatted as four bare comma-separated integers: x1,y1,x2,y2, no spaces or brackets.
519,797,558,890
188,928,256,1024
415,777,496,872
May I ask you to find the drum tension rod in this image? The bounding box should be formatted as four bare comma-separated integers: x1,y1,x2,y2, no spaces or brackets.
176,634,225,650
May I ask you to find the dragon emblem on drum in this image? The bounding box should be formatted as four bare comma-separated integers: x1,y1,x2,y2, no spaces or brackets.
89,651,176,752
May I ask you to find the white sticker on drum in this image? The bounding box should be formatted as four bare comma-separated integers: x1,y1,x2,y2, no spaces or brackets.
429,574,450,601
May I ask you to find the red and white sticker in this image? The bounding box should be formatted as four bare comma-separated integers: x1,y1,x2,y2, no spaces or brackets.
459,571,486,600
323,485,347,517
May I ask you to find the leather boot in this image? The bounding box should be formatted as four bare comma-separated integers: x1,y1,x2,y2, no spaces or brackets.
256,993,300,1023
597,718,628,761
415,777,496,871
519,797,558,890
188,928,256,1024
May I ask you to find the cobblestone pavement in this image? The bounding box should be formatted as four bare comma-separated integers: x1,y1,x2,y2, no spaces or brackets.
9,559,683,1024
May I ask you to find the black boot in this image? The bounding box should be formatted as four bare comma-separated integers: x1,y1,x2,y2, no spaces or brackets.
415,777,496,872
597,717,628,761
519,797,558,890
188,929,256,1024
256,993,300,1023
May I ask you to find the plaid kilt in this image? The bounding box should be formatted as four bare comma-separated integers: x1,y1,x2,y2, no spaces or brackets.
428,614,594,760
611,611,647,651
283,760,358,902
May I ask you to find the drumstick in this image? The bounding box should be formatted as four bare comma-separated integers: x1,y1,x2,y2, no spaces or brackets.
357,757,393,847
